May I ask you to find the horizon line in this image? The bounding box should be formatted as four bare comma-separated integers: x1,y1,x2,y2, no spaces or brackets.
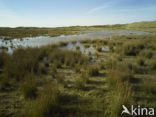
0,19,155,28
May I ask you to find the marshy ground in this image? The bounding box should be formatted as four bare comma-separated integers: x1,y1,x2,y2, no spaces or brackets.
0,21,156,117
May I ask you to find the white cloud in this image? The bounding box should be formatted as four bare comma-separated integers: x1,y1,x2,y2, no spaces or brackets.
87,2,113,14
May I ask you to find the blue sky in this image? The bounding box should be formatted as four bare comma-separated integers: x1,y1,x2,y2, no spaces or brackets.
0,0,156,27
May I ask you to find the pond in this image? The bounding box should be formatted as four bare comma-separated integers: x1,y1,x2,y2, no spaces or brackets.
0,30,149,54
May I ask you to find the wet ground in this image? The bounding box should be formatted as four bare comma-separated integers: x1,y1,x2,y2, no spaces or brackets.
0,30,149,54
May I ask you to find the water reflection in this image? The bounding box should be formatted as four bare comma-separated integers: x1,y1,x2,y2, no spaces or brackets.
64,40,109,55
0,30,149,53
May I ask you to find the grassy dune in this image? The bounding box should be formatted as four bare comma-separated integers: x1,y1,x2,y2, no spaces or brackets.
1,21,155,40
126,21,156,32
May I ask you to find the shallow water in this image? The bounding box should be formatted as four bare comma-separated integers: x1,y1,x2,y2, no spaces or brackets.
64,41,97,54
0,30,149,53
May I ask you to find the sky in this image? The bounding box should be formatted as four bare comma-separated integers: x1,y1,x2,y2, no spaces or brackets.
0,0,156,27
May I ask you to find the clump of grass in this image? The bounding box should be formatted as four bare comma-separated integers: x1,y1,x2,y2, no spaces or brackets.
99,61,106,70
137,57,145,66
105,83,133,117
108,43,114,52
93,44,96,48
0,52,10,69
74,64,81,73
84,44,90,48
139,49,153,59
38,63,48,75
95,52,99,58
0,74,9,90
141,79,156,94
97,46,102,52
72,40,77,44
21,78,37,99
106,57,117,70
22,83,60,117
107,69,133,87
55,60,62,68
50,64,57,78
56,74,64,84
81,71,89,83
121,41,145,56
59,42,68,47
80,39,91,44
88,65,99,76
149,57,156,70
126,62,140,74
114,53,122,61
3,48,41,81
74,76,85,90
76,46,80,50
103,40,109,45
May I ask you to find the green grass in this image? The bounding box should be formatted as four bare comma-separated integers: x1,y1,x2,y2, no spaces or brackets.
126,21,156,32
88,65,99,77
74,76,86,90
21,83,60,117
0,27,156,117
21,76,37,99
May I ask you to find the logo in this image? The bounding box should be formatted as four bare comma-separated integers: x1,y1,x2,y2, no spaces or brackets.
121,105,155,116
